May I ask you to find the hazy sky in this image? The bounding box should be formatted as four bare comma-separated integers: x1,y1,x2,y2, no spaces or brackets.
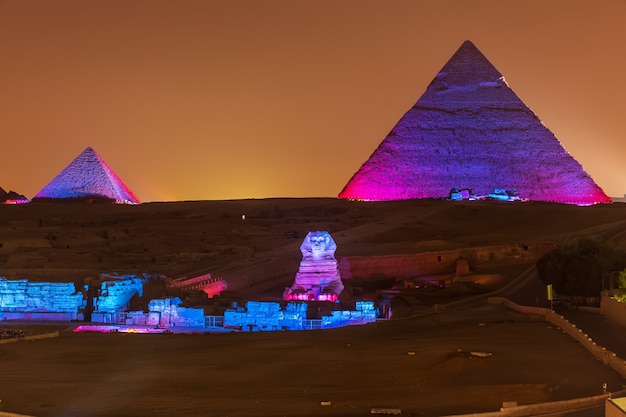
1,0,625,202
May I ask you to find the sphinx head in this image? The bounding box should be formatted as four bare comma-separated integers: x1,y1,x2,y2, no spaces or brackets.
301,231,337,259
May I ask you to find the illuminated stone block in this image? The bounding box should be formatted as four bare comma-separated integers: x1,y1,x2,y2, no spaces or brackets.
33,147,140,204
93,275,144,313
0,277,84,320
356,301,375,311
223,301,308,331
338,40,610,205
148,297,205,327
169,274,228,298
284,231,344,302
321,303,378,328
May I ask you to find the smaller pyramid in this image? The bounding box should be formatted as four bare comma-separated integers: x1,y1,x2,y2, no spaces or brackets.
33,147,140,204
0,187,28,204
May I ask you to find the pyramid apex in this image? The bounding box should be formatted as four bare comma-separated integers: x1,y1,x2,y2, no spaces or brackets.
434,40,502,85
458,40,482,53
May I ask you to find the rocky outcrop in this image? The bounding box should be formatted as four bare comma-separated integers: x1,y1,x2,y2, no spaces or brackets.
339,40,610,205
340,242,555,279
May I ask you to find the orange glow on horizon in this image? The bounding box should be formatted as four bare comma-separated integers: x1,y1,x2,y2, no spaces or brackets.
0,1,625,202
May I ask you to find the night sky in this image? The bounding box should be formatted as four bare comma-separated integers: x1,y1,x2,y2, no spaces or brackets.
1,0,624,202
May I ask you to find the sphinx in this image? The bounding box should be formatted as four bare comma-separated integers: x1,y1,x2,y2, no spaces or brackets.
284,231,344,302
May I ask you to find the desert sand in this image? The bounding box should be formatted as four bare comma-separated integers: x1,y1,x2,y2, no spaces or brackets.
1,302,624,417
2,198,626,287
1,199,626,416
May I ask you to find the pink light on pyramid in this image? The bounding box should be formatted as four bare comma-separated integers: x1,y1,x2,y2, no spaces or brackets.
338,41,611,205
33,147,140,204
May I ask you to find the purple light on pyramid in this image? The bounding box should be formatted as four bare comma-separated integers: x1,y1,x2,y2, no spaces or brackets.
34,147,140,204
338,41,611,205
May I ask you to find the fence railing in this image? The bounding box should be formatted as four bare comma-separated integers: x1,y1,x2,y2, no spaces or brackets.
205,316,224,327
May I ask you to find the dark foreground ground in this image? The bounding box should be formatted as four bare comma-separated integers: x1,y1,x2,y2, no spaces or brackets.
0,302,623,417
2,199,626,416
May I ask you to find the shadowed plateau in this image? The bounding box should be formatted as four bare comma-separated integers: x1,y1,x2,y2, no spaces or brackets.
1,198,626,416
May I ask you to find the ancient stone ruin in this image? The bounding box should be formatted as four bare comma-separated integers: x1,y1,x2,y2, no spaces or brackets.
223,300,377,332
33,146,140,204
168,273,228,298
0,277,84,321
338,40,610,205
0,273,378,333
92,274,145,313
0,274,145,322
284,231,344,302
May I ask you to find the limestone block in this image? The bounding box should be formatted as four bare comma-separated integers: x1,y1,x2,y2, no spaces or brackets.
147,311,160,326
146,297,204,327
0,278,83,313
95,275,144,313
356,301,375,311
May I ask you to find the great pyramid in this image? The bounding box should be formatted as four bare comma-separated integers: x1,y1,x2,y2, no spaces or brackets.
33,147,140,204
338,40,610,205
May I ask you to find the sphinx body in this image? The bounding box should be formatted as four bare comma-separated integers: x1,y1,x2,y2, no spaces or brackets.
284,231,344,302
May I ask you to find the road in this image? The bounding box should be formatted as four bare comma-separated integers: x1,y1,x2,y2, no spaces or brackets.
504,265,626,358
496,264,626,417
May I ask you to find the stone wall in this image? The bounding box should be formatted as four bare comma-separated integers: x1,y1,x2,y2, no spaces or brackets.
600,293,626,329
0,277,84,315
0,275,146,321
443,297,626,417
321,301,378,328
93,275,144,313
490,297,626,379
606,398,626,417
147,297,205,327
224,300,377,332
169,273,228,298
341,242,553,279
442,394,611,417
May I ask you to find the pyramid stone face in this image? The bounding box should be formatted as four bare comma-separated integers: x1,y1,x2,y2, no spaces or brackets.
338,41,611,205
34,147,140,204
